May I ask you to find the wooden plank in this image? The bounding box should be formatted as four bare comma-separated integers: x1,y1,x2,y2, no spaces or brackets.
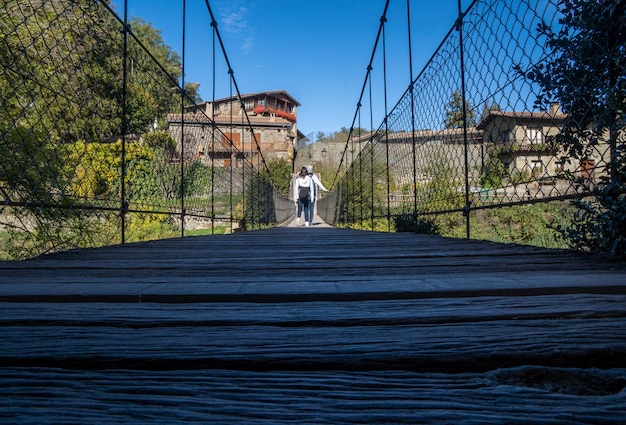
0,228,625,423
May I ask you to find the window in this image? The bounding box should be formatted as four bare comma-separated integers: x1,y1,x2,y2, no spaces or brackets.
526,127,543,144
580,159,595,182
222,132,241,150
244,99,254,110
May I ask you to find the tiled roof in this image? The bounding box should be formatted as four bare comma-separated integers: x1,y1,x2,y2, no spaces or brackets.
350,128,484,144
193,90,301,107
477,110,568,129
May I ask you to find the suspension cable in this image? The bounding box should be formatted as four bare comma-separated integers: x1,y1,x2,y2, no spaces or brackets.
457,0,471,239
202,0,274,183
211,16,216,234
382,16,390,232
121,0,129,243
332,0,391,188
407,0,417,229
180,0,187,237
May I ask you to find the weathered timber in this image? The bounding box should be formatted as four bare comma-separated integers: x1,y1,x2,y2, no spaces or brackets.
0,228,625,424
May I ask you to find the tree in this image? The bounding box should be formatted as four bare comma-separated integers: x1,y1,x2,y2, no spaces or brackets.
127,17,182,133
479,99,501,123
0,0,184,257
265,158,292,197
518,0,626,256
444,89,476,129
184,82,203,106
479,155,507,189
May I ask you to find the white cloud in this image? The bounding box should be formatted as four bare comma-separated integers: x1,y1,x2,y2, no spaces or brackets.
217,2,255,53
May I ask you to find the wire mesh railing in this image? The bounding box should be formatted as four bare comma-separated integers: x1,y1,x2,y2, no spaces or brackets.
0,0,289,260
317,0,623,249
3,0,623,258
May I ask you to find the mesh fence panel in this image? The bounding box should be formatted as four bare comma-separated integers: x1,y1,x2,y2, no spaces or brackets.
324,0,617,233
1,0,280,259
3,0,622,255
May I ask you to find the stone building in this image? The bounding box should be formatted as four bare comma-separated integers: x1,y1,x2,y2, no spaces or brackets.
477,103,610,185
167,90,301,167
477,104,567,181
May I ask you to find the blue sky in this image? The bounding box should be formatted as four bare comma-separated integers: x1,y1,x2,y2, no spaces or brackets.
120,1,471,136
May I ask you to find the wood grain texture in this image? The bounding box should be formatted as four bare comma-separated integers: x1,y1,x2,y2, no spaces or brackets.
0,228,625,424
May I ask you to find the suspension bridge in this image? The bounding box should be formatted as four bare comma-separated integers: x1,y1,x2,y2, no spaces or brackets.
1,0,625,423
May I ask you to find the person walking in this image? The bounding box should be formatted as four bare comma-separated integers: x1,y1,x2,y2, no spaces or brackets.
305,165,328,225
293,166,314,226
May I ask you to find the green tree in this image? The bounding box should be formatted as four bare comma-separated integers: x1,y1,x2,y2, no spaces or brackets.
127,17,182,133
479,99,501,123
518,0,626,256
0,0,184,257
444,89,476,129
184,82,203,106
265,158,292,197
479,155,507,188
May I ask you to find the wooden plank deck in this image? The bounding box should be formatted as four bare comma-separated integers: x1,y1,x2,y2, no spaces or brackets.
0,227,625,424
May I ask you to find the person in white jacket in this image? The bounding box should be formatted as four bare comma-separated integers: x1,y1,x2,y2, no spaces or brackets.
293,166,314,226
305,165,328,225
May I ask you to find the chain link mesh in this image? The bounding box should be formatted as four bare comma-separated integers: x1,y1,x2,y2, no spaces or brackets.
2,0,622,256
1,0,280,259
318,0,618,236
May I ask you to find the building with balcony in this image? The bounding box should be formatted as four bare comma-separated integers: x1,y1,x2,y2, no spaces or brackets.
477,104,569,182
476,103,613,201
166,90,301,167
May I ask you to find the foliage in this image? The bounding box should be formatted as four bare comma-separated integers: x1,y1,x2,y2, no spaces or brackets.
310,160,337,194
66,140,161,203
0,125,67,208
144,130,176,152
0,1,181,166
0,0,187,257
183,82,203,106
127,17,182,133
393,213,440,234
396,194,576,247
479,155,507,188
265,157,292,197
559,191,626,256
439,202,576,249
510,169,531,185
517,0,626,256
124,212,176,243
1,0,121,143
444,89,476,129
241,171,275,229
181,161,213,199
477,204,568,247
479,99,501,122
3,209,120,260
315,127,370,144
417,150,465,213
336,144,392,225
